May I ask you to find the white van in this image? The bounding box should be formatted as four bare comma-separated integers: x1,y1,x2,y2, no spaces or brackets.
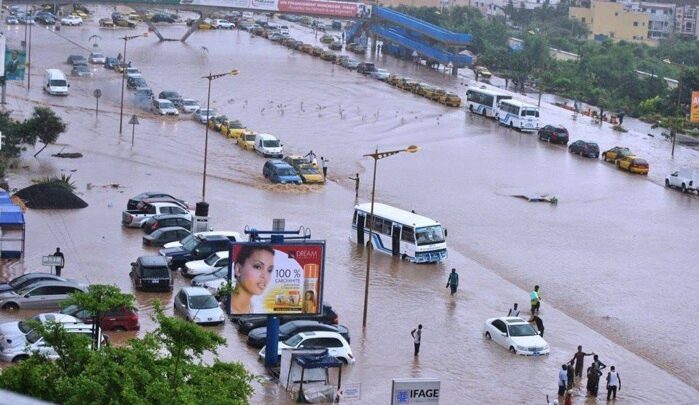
151,99,179,116
44,69,69,96
254,133,283,158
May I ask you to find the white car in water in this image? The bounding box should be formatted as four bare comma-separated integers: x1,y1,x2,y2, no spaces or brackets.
181,99,200,114
61,15,83,26
173,287,225,326
259,331,355,364
183,251,229,277
0,313,80,340
483,317,550,356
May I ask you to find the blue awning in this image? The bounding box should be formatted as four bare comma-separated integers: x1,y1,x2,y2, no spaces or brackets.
294,353,342,369
0,204,24,225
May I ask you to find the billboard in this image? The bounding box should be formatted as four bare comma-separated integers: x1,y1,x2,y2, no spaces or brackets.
391,378,440,405
180,0,371,18
4,47,26,81
228,242,325,315
691,91,699,124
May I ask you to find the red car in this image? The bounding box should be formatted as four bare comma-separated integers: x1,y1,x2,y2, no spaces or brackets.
61,305,140,331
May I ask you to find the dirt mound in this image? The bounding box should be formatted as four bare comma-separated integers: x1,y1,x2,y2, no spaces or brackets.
14,183,88,209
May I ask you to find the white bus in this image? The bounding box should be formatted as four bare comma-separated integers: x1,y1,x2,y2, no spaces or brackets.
350,203,447,263
495,99,540,132
466,87,512,118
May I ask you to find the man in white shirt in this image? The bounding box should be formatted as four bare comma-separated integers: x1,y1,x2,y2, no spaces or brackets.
507,303,520,317
411,324,422,356
606,366,621,400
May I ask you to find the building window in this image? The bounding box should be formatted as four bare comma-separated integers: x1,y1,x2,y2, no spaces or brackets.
581,17,586,23
615,12,618,16
634,21,638,26
610,32,615,38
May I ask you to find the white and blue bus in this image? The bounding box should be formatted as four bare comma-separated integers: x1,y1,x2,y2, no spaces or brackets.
495,99,540,132
351,203,447,263
466,87,512,118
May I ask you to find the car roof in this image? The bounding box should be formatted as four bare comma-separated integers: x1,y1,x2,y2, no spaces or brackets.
296,331,343,339
24,280,84,289
154,226,190,233
138,255,169,266
181,287,212,296
13,272,59,281
155,98,172,104
198,234,230,242
150,214,190,220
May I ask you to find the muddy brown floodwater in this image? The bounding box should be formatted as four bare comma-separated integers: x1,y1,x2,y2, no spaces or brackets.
1,6,698,404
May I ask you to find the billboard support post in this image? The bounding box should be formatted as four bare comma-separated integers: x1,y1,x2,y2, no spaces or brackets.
264,316,280,369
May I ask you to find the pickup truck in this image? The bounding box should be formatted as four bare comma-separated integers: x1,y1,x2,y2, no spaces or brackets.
159,234,232,270
235,304,339,335
665,168,699,194
122,202,192,228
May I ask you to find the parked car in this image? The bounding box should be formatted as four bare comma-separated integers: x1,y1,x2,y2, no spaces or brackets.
143,226,191,247
238,131,256,151
247,320,351,348
158,91,183,107
537,125,569,145
665,168,699,193
616,156,649,175
160,234,233,270
71,64,91,77
67,55,87,65
104,57,119,69
370,69,391,81
135,87,154,101
357,62,377,75
339,57,359,70
263,160,302,184
35,14,55,25
122,201,191,228
414,83,435,97
173,287,225,325
0,313,80,341
602,146,632,163
142,214,192,234
0,322,104,363
439,92,462,107
320,51,337,62
283,155,324,183
5,16,19,25
474,65,492,80
183,251,229,278
127,192,185,210
568,140,599,158
150,13,175,23
191,267,228,287
127,76,147,90
125,67,142,79
88,52,106,64
18,15,36,25
151,99,179,116
259,331,355,364
237,304,339,334
129,255,173,292
329,41,342,51
162,231,239,249
0,273,69,294
61,15,83,26
0,280,86,311
99,18,115,27
254,133,283,158
194,108,216,124
60,304,140,331
180,99,200,113
483,317,550,355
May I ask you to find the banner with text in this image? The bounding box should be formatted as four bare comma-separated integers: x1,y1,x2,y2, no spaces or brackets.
4,47,25,81
228,242,325,316
691,91,699,123
180,0,371,18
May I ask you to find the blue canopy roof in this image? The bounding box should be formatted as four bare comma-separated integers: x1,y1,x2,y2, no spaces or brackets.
0,204,24,225
294,353,342,369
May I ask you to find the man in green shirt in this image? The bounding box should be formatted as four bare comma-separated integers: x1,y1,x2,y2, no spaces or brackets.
446,268,459,296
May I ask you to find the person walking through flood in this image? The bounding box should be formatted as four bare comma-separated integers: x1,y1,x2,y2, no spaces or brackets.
530,285,542,315
411,324,422,356
321,157,329,178
558,364,568,396
52,247,65,277
606,365,621,401
507,303,520,317
445,268,459,296
587,362,603,397
566,360,575,389
570,346,594,379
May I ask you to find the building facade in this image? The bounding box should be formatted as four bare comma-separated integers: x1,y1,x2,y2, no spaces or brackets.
628,1,675,40
675,5,699,39
570,1,651,44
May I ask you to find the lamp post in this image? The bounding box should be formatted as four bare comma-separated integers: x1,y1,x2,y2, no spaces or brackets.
663,58,686,157
361,145,419,328
201,69,239,201
118,33,146,134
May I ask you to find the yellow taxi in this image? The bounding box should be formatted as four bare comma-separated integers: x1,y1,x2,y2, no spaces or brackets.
237,132,256,151
199,19,213,30
430,88,447,102
602,146,632,163
73,10,89,19
299,44,314,54
439,92,462,107
209,115,229,132
222,121,247,139
474,66,492,80
311,46,324,57
320,51,337,62
397,78,418,92
616,156,649,175
386,74,402,86
128,13,143,22
283,155,325,184
414,83,435,97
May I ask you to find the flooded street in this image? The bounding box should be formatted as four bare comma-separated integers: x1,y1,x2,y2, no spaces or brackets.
2,7,698,403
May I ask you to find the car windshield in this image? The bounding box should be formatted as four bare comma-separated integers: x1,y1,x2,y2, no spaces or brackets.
92,53,104,58
188,294,218,309
263,140,280,148
18,319,34,334
278,169,296,176
160,101,175,109
415,226,445,245
26,330,41,344
508,323,539,337
142,266,169,278
284,334,304,347
204,254,222,265
244,134,256,141
298,166,318,175
8,274,30,288
213,267,228,278
182,236,201,251
75,66,88,72
50,79,67,86
376,69,388,74
184,100,197,106
127,68,139,74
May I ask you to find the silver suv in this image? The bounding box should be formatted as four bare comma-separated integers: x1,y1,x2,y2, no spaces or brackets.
0,280,87,311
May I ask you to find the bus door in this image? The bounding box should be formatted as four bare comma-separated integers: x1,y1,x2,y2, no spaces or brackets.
356,213,365,245
392,224,401,256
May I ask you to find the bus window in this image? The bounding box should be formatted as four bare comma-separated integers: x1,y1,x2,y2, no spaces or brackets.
401,226,415,242
373,217,383,232
382,220,393,235
352,211,357,225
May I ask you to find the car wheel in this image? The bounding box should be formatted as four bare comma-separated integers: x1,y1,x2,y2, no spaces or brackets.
113,326,127,332
682,184,687,193
509,346,516,354
338,357,348,365
12,355,28,363
2,302,19,311
665,179,670,187
484,332,491,340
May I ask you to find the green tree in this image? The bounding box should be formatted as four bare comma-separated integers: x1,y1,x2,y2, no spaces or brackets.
64,284,135,349
23,107,67,158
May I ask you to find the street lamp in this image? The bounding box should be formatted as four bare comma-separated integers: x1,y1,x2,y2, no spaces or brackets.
361,145,419,328
201,69,239,201
663,58,686,157
118,33,147,134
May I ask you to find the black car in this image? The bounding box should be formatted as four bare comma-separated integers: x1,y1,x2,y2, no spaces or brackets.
67,55,88,65
158,91,184,108
356,62,377,75
160,234,232,270
142,214,192,235
537,125,569,145
143,226,191,247
104,57,119,70
247,320,351,348
127,77,148,90
151,14,175,23
236,304,339,335
568,140,600,158
35,14,55,25
127,192,184,210
129,255,173,292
